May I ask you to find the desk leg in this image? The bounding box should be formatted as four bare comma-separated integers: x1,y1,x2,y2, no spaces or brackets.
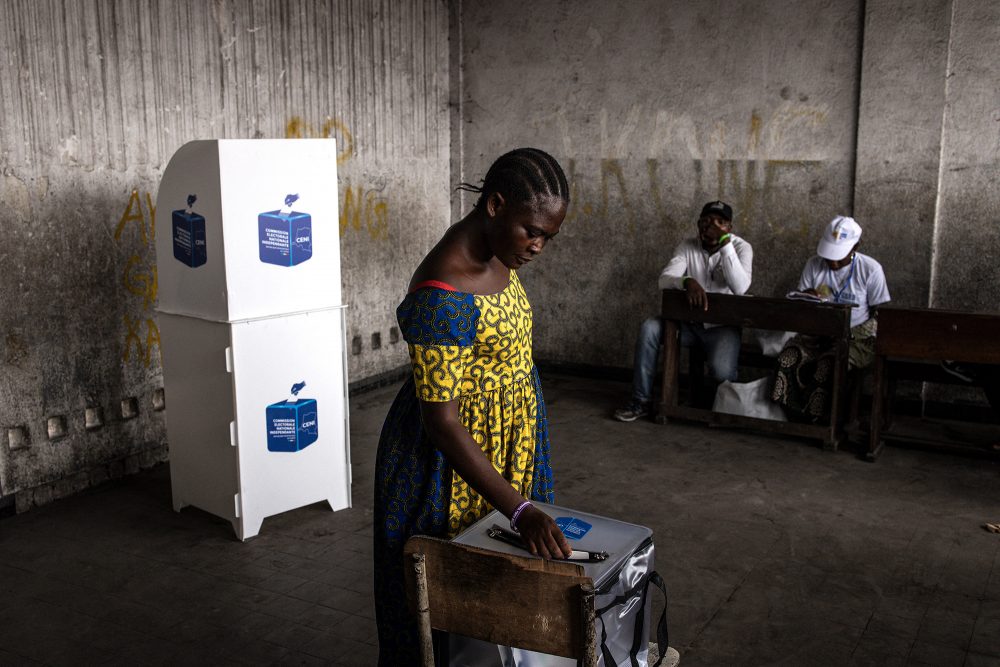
867,354,886,462
825,340,849,451
656,319,680,424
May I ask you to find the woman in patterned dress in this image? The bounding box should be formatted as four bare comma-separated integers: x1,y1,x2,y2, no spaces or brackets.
374,148,572,665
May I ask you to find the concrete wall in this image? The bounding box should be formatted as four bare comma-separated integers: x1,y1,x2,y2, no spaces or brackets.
453,0,1000,371
454,0,863,367
929,1,1000,312
853,0,952,309
0,0,448,511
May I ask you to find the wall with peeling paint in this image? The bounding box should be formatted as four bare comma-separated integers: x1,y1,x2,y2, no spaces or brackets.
0,0,448,510
453,0,1000,373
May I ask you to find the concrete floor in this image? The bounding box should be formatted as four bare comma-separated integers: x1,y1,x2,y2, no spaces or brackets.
1,373,999,666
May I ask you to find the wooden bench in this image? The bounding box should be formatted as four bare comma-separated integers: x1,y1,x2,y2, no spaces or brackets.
868,307,1000,461
656,290,853,449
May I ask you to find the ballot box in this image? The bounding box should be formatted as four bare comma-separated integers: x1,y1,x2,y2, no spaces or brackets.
449,503,665,667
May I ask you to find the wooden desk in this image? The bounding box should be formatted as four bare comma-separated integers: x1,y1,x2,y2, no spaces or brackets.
868,307,1000,461
657,291,853,448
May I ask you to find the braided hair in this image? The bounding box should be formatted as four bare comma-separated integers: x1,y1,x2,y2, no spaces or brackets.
457,147,570,211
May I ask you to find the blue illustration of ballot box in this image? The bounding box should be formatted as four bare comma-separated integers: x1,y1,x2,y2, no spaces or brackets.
265,398,319,452
172,209,207,267
258,210,313,267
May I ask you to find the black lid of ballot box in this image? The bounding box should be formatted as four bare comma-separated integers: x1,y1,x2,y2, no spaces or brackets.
451,503,652,588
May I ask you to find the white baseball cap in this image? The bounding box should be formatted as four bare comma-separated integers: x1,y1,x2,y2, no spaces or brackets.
816,215,862,260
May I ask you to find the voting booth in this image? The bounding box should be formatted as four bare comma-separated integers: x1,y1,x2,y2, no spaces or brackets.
155,139,351,540
450,504,667,666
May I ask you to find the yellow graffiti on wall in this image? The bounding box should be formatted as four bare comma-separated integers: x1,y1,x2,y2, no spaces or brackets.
285,115,355,165
285,115,390,241
122,315,161,368
115,190,156,244
116,190,160,368
565,155,822,238
340,185,388,240
123,254,158,310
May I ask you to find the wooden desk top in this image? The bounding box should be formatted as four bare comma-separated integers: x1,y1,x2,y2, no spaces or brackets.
876,307,1000,364
660,290,852,338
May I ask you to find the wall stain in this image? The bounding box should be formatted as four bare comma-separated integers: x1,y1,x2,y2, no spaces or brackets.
4,332,29,367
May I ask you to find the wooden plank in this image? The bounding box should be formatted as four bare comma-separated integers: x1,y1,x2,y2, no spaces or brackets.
662,405,834,442
869,414,1000,461
661,291,852,338
876,307,1000,364
403,536,591,659
868,353,888,461
659,319,681,424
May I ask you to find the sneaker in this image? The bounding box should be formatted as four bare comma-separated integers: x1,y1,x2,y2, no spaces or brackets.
614,402,650,422
941,360,977,383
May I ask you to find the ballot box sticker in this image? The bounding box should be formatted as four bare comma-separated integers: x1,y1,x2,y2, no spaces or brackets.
265,381,319,452
172,194,207,268
555,517,592,540
258,193,313,267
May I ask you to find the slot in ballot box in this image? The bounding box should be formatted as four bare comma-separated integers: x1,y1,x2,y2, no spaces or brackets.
450,503,665,667
155,139,341,323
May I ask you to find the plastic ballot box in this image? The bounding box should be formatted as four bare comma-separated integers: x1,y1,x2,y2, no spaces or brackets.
449,503,665,667
155,139,341,323
158,307,350,541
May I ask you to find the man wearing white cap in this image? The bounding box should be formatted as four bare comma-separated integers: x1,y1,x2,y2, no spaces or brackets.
771,215,890,420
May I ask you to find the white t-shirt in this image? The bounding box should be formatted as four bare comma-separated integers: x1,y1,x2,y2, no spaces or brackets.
797,252,890,328
657,236,753,295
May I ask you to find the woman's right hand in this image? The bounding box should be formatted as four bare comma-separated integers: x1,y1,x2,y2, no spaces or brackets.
515,505,573,559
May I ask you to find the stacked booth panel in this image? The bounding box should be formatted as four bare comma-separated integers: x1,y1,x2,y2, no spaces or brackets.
155,140,342,323
155,139,350,540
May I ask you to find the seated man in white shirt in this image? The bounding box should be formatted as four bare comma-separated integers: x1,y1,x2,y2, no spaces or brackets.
770,215,890,421
615,200,754,422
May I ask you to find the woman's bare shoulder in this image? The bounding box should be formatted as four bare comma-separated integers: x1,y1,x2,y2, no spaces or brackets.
408,230,466,292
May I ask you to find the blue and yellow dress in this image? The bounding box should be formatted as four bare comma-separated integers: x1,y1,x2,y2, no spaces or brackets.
373,271,554,665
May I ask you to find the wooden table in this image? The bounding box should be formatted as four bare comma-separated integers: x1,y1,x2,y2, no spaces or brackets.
868,307,1000,461
657,291,854,448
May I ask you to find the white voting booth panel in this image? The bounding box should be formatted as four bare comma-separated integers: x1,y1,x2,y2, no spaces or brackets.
155,139,341,322
159,308,351,540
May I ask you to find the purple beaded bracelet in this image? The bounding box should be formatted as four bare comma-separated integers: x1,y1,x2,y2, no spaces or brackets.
509,500,532,532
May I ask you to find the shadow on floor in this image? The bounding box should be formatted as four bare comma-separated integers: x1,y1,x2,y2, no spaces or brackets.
1,373,998,666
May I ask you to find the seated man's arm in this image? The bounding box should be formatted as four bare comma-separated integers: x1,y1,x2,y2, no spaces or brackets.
866,262,891,312
797,259,819,295
657,245,689,291
718,239,753,295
